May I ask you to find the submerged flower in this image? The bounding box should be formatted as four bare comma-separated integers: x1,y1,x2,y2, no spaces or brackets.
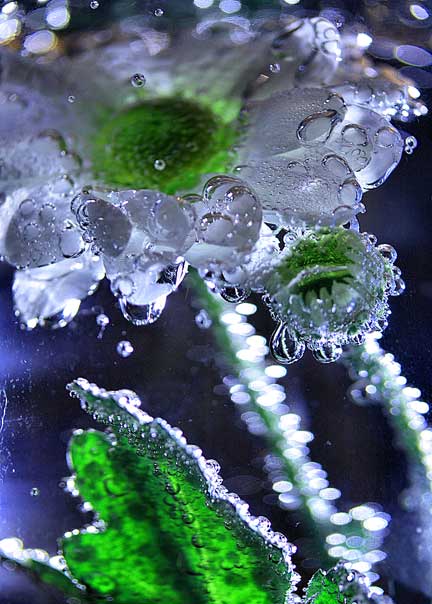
0,9,425,358
265,227,403,364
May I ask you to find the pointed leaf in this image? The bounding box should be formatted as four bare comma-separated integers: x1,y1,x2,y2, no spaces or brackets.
305,564,379,604
63,378,295,604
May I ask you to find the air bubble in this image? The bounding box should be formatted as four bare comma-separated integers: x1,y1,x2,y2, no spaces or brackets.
90,0,99,8
154,159,166,171
30,487,40,497
154,7,164,16
377,244,397,263
96,313,110,327
341,125,368,145
59,226,85,258
130,74,146,88
19,199,35,217
195,309,212,329
404,135,418,155
375,126,396,148
297,110,339,145
116,340,134,358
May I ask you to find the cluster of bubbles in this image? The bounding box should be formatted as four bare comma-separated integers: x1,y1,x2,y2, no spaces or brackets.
263,229,404,364
62,176,260,327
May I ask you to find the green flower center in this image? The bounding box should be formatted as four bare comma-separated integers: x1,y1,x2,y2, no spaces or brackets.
92,98,237,195
276,228,358,298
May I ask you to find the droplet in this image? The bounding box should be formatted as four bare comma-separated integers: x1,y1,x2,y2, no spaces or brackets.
111,276,135,298
67,95,76,104
30,487,40,497
375,126,396,148
270,323,305,364
220,286,249,303
269,63,281,73
130,73,146,88
341,124,368,145
154,7,164,16
195,309,212,329
392,276,406,296
116,340,134,358
96,313,109,340
404,135,417,155
90,0,99,8
118,296,167,326
297,110,339,145
154,159,166,171
59,226,85,258
19,199,35,218
377,243,397,263
312,342,342,363
192,534,205,548
96,313,109,327
39,203,56,225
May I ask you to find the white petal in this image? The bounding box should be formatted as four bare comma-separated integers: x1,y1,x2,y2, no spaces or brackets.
325,105,403,189
253,17,342,99
185,175,262,270
236,147,362,227
238,88,346,161
0,179,84,269
13,251,105,329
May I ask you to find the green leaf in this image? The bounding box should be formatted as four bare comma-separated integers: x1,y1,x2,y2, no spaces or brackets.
0,538,91,602
1,380,385,604
305,569,345,604
304,564,377,604
61,378,296,604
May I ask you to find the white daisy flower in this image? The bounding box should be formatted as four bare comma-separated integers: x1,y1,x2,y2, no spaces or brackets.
0,8,425,352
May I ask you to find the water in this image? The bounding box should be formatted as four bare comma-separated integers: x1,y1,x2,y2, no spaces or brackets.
0,2,432,603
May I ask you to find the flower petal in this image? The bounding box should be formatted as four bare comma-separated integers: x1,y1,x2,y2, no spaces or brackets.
13,251,105,329
238,88,347,161
236,148,362,226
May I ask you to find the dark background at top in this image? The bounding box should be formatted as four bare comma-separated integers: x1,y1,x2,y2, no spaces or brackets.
1,1,432,603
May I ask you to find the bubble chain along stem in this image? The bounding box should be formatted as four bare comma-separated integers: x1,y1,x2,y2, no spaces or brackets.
342,333,432,506
188,272,389,594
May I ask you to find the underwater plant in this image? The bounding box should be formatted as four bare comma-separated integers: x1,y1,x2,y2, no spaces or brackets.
0,2,431,604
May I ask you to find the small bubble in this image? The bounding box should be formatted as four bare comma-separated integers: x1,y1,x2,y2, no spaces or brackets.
19,199,35,217
154,7,164,16
192,534,204,548
30,487,40,497
269,63,280,73
195,309,212,330
404,135,417,155
67,95,76,103
154,159,166,171
96,313,110,327
130,73,146,88
116,340,134,358
90,0,99,8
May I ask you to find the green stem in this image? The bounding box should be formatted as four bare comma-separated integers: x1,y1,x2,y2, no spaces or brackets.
187,271,386,576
